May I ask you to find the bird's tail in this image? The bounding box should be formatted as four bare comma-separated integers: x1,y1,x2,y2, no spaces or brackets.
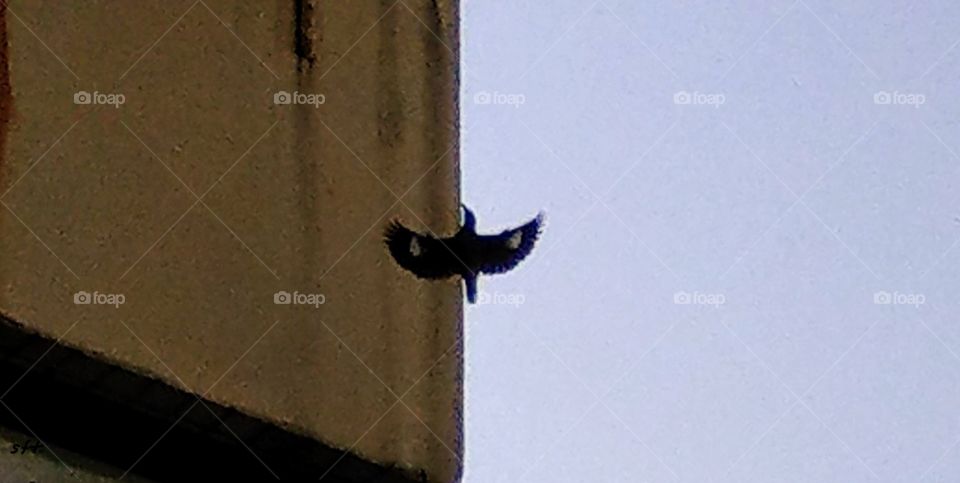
465,276,477,304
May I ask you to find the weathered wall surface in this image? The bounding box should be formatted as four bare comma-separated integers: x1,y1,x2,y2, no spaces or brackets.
0,1,461,481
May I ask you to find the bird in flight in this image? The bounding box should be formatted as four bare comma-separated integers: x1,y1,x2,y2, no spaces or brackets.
384,205,543,303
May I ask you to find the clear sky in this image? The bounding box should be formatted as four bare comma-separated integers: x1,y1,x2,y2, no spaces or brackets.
461,1,960,481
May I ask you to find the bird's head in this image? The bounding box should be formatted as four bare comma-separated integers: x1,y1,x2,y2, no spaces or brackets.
460,204,476,233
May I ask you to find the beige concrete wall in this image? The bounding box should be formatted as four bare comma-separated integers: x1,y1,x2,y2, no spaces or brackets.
0,1,461,481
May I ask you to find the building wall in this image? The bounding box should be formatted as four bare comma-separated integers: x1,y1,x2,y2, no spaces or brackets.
0,1,461,481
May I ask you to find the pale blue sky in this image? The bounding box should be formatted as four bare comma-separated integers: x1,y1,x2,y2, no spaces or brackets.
461,1,960,481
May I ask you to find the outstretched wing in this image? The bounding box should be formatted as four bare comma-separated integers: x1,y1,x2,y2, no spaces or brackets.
476,213,543,274
384,220,459,279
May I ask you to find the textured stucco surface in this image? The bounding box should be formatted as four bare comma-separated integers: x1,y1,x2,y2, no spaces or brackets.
0,1,461,481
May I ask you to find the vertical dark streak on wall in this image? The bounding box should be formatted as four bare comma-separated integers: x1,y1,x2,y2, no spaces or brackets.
293,0,316,71
0,3,10,201
0,0,9,311
294,0,321,308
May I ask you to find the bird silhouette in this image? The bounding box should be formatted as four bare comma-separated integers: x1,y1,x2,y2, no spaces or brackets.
384,205,543,303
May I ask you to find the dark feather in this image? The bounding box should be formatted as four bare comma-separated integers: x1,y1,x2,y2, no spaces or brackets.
383,220,459,279
476,213,543,274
